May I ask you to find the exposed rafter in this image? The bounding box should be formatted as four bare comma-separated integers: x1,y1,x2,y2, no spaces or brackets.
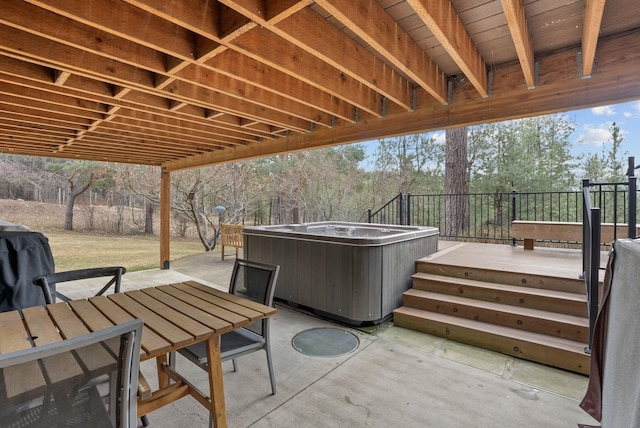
315,0,448,105
582,0,607,78
0,0,636,168
406,0,488,97
500,0,536,89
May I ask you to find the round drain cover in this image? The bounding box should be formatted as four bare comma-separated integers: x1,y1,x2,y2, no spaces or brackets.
292,327,359,357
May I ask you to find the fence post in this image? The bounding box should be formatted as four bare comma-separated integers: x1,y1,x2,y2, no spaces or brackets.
367,209,372,224
406,193,411,226
628,156,637,239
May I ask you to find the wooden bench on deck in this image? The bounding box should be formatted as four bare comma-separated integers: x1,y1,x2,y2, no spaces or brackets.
220,223,244,260
511,220,639,250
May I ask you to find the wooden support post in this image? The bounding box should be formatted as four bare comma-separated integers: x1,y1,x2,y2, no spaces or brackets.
160,168,170,269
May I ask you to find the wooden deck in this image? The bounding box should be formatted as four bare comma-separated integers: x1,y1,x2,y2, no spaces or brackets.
430,240,603,280
394,241,608,374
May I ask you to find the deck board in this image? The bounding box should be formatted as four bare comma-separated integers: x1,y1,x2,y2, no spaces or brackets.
428,241,606,281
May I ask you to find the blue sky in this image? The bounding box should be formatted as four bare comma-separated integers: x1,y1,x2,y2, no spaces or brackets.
568,100,640,160
361,99,640,161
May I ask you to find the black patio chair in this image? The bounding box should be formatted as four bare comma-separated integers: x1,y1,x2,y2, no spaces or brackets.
31,266,150,427
170,258,280,395
0,319,143,428
31,266,126,304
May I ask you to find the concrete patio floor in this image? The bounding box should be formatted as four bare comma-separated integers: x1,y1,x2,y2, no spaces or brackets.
109,250,598,427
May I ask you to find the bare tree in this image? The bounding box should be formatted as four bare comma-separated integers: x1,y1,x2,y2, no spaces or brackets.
64,171,94,230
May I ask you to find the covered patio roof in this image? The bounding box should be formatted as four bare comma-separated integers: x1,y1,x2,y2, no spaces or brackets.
1,0,639,173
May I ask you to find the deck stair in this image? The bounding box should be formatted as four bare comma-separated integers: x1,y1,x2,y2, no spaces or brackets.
393,242,592,375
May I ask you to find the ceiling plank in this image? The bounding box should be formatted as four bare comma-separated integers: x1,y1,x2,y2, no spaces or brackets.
500,0,535,89
582,0,607,77
315,0,448,105
406,0,488,96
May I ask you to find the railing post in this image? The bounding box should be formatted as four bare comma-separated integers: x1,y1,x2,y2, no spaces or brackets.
367,209,372,223
511,190,517,246
628,156,637,239
582,179,590,277
398,193,405,225
586,207,601,353
406,193,412,226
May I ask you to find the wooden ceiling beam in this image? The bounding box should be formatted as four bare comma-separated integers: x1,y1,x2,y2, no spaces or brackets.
124,0,361,122
315,0,447,105
125,0,379,118
25,0,197,61
0,28,311,132
582,0,607,77
229,27,381,117
200,50,354,122
224,1,414,111
1,10,328,131
407,0,488,97
0,65,276,143
217,0,310,25
500,0,536,89
163,29,640,171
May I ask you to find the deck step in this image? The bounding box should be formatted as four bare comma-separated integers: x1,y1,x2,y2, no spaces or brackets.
393,306,590,374
412,272,587,317
416,260,585,294
403,288,588,342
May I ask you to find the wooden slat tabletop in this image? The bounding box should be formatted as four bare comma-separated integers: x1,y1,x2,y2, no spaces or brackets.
185,281,278,317
47,303,116,375
0,310,45,399
162,283,261,325
108,292,195,351
89,294,172,358
141,287,233,333
21,306,85,386
0,280,277,420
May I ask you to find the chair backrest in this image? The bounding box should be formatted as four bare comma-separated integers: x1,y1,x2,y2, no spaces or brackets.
229,259,279,336
0,319,143,428
32,266,126,304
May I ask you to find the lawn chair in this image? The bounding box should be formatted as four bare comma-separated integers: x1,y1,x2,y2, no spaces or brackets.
31,266,126,304
0,319,143,428
170,259,280,395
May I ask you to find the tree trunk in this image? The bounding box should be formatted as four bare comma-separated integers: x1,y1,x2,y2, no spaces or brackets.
145,202,154,234
64,172,94,231
444,127,468,237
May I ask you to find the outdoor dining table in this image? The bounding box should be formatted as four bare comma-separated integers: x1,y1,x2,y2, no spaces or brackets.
0,280,277,427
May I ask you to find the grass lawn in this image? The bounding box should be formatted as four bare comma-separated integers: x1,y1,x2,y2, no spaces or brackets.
0,199,213,272
45,230,206,272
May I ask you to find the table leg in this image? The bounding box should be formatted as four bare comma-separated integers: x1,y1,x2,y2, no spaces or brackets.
205,335,227,428
156,354,169,388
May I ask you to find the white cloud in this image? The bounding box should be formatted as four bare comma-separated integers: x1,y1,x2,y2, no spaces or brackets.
591,105,616,116
619,101,640,118
432,131,446,145
574,124,611,147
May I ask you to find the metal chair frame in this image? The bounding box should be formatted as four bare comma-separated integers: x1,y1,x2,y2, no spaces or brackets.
32,266,126,304
0,319,143,428
171,259,280,395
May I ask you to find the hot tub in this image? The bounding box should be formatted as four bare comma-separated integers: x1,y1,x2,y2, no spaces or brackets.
243,221,439,325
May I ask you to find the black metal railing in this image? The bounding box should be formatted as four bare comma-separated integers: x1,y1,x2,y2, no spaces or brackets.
582,186,601,354
367,187,638,245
